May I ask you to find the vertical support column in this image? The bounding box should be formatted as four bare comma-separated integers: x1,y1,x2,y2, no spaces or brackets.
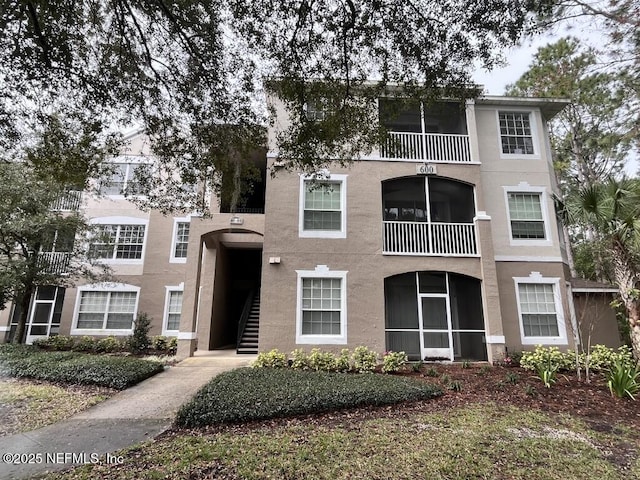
474,212,506,364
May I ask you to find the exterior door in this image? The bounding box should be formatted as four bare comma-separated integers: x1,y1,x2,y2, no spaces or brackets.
25,287,64,344
419,295,453,360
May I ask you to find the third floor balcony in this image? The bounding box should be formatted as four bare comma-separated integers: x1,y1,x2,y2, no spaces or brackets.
378,99,472,163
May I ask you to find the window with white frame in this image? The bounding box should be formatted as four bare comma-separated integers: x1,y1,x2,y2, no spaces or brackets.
89,224,146,260
171,220,190,262
296,266,347,344
507,192,546,240
75,290,138,331
299,174,347,238
498,111,534,155
305,98,334,122
514,274,567,345
164,288,183,333
100,162,144,195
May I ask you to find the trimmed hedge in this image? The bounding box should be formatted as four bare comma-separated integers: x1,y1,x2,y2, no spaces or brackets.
0,344,164,389
176,367,442,428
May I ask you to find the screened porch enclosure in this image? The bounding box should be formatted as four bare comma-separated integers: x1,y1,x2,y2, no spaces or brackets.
384,272,487,361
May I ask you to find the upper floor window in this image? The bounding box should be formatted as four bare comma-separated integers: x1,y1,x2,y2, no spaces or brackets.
498,112,534,155
170,220,190,263
507,192,545,240
305,98,334,122
299,174,347,239
100,162,144,195
89,224,146,261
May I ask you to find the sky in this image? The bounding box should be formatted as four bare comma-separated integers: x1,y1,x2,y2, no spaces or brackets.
472,17,605,95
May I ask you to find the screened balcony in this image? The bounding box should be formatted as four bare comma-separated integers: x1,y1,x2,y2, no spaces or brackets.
379,99,472,163
382,176,477,256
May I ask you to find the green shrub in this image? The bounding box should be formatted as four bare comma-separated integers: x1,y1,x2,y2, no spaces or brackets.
606,359,640,400
411,361,423,373
307,348,337,372
351,346,378,373
382,351,407,373
33,335,75,351
520,346,573,372
335,348,351,372
505,372,520,385
176,368,442,428
127,313,152,354
586,345,634,371
449,380,462,391
95,336,123,353
72,335,98,353
152,335,168,352
253,349,287,368
167,337,178,355
425,367,438,377
290,348,309,370
0,344,163,389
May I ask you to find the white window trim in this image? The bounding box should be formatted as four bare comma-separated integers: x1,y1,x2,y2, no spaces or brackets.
513,273,568,346
162,283,184,336
100,156,151,199
496,109,541,159
169,217,191,263
71,283,140,336
89,216,149,265
503,184,552,247
298,173,347,239
296,265,347,344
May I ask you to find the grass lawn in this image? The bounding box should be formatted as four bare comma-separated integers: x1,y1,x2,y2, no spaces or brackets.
0,378,115,436
44,402,640,480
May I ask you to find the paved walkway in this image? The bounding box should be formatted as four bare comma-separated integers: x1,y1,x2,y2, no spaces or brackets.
0,352,254,480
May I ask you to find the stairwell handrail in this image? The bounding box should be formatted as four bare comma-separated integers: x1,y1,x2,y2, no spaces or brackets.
237,289,256,345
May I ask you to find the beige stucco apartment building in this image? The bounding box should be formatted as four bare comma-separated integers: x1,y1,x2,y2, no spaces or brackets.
0,93,622,362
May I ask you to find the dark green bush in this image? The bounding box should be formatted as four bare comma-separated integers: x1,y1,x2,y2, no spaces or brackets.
176,368,441,428
127,312,152,354
0,344,163,389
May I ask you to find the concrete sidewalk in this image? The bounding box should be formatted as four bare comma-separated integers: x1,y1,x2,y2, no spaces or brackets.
0,353,254,480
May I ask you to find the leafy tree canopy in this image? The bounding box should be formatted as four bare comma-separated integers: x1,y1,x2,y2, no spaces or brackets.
1,0,555,211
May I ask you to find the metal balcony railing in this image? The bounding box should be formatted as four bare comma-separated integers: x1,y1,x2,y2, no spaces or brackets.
37,252,72,274
383,221,477,256
50,191,82,211
380,132,472,163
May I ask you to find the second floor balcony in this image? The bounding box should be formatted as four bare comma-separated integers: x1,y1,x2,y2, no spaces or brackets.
382,176,478,257
37,252,72,275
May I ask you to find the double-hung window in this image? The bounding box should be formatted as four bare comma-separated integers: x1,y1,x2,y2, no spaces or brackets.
507,192,545,240
299,174,347,238
296,266,347,344
170,220,190,262
100,162,144,195
90,224,146,260
514,275,567,345
163,288,183,334
498,111,535,155
74,286,139,333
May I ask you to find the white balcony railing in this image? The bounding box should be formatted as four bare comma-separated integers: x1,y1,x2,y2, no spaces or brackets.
37,252,72,274
50,191,82,211
380,132,472,163
383,221,477,256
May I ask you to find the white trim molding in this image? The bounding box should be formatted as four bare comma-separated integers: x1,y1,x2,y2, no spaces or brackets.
298,173,347,239
486,335,506,344
295,265,348,345
513,272,568,346
494,255,564,263
178,331,197,340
